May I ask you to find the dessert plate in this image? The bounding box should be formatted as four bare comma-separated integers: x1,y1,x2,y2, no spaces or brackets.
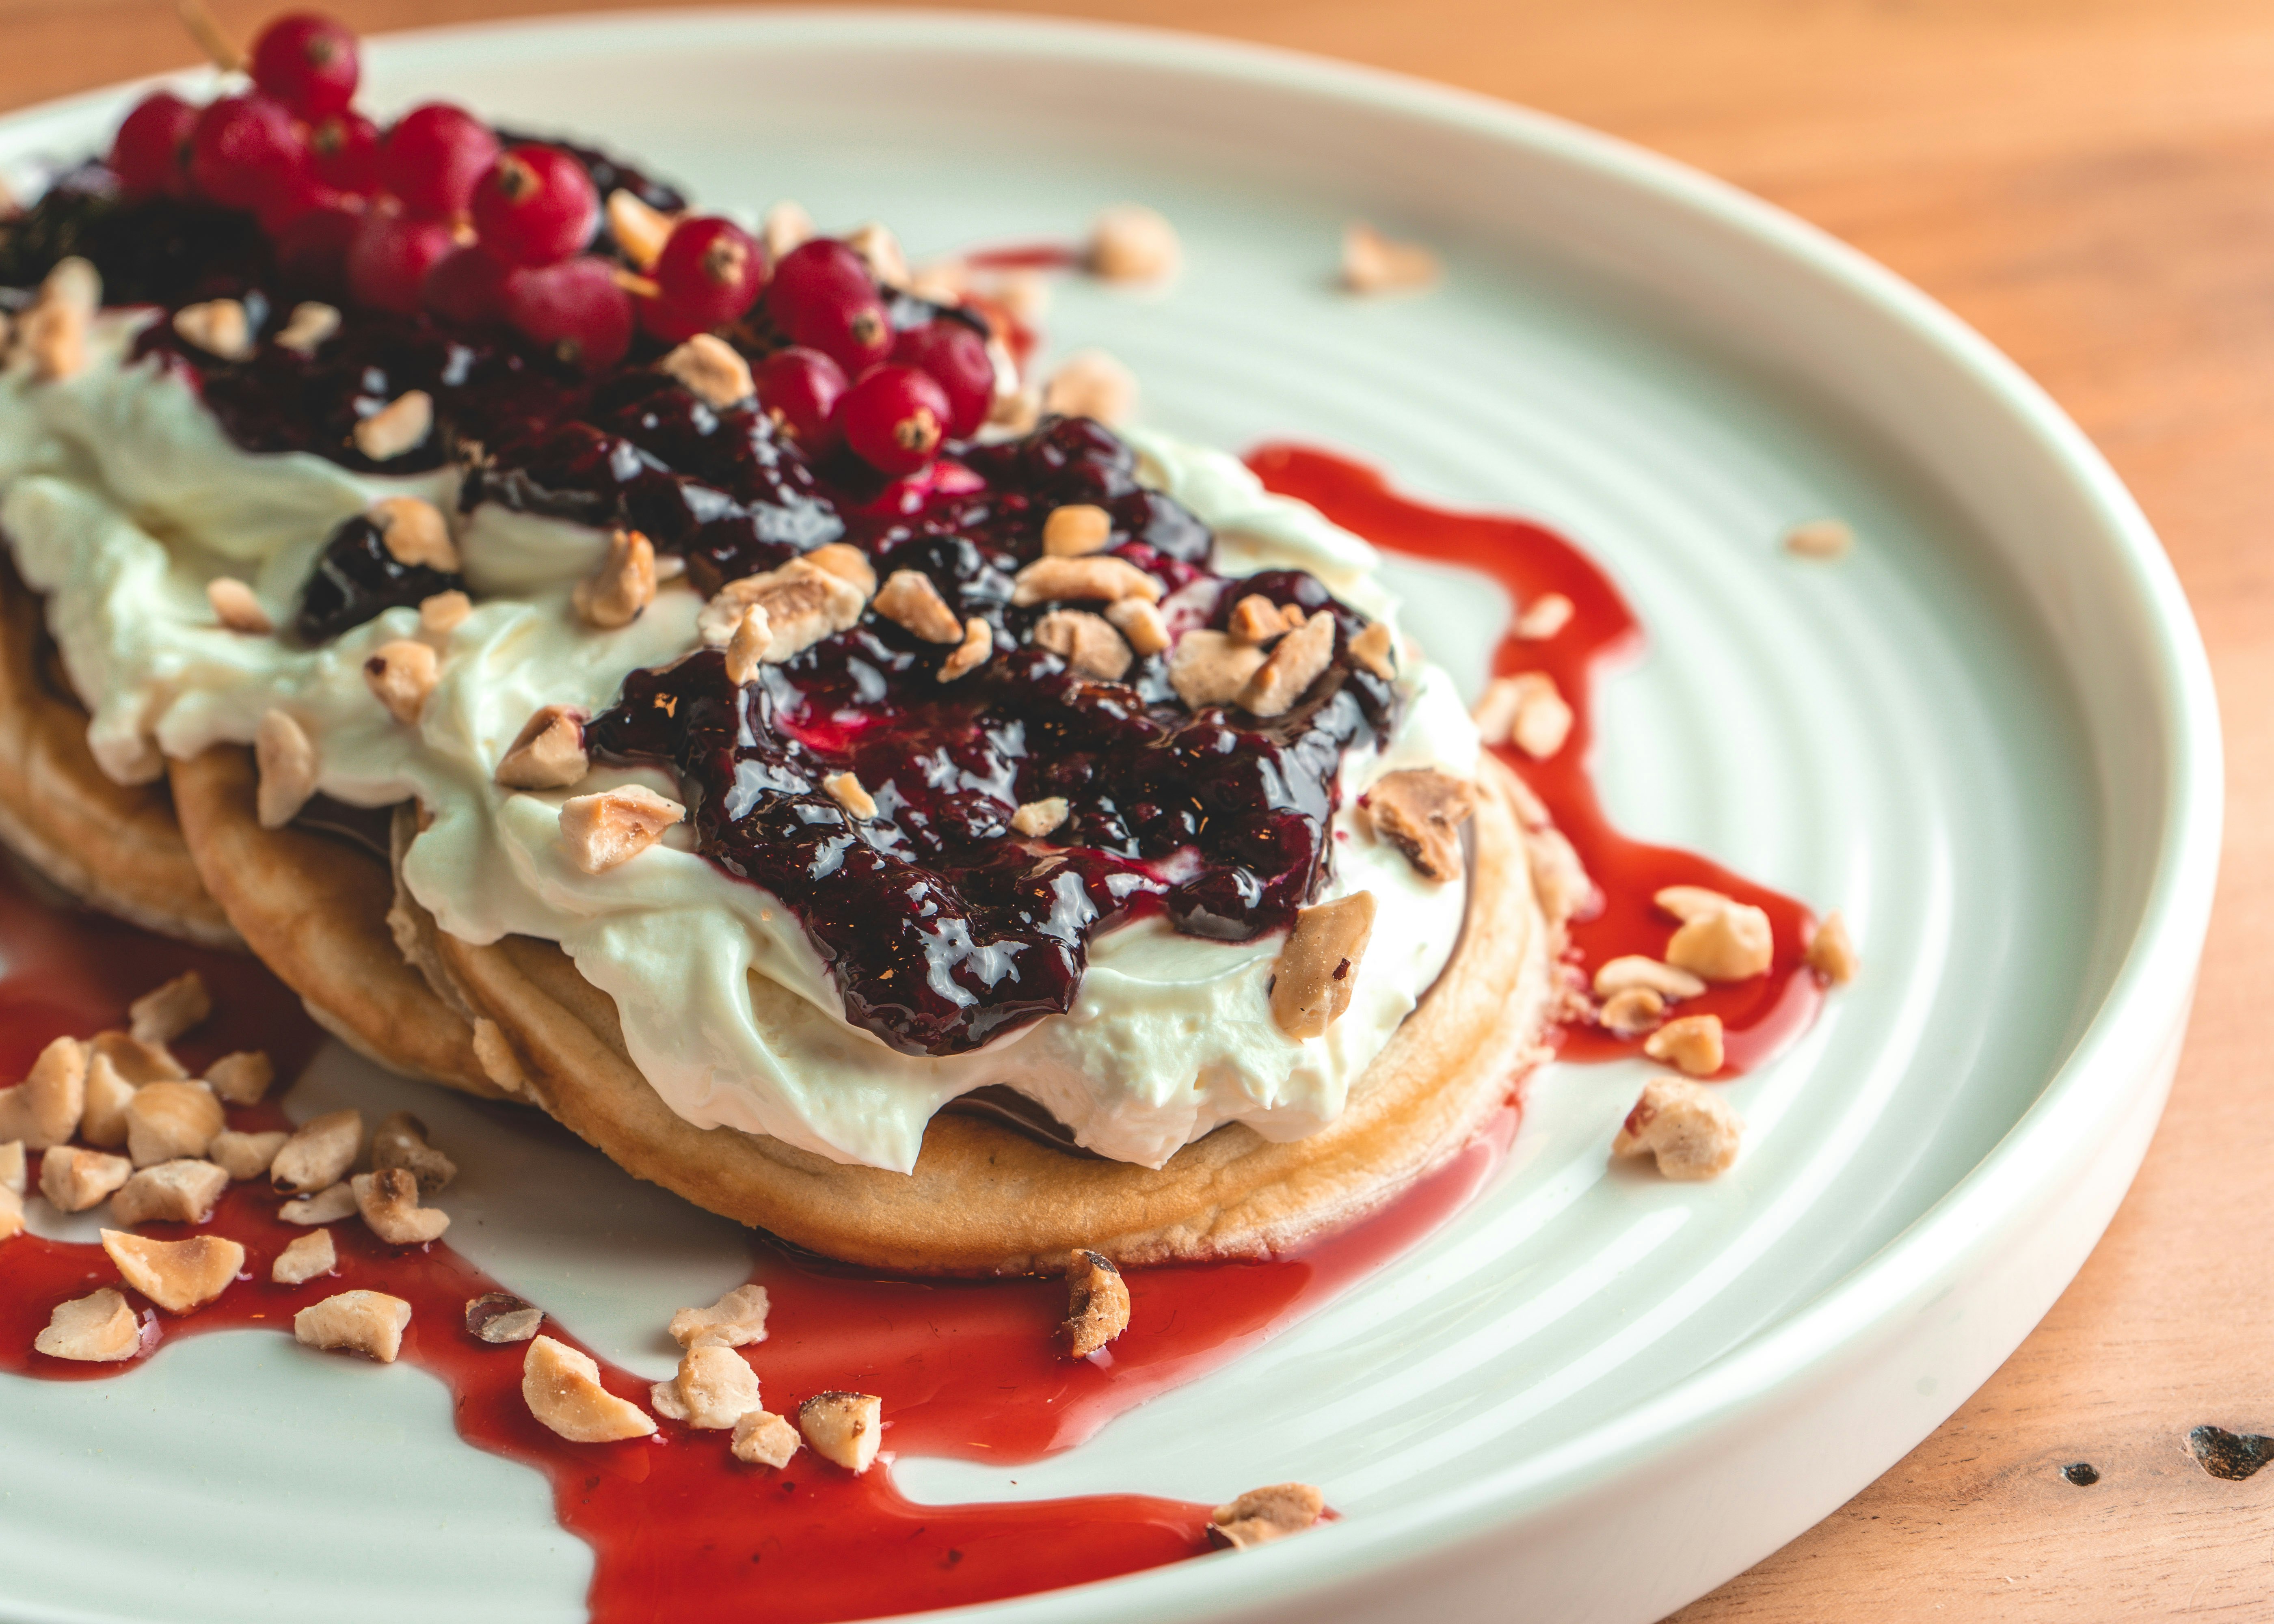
0,9,2219,1624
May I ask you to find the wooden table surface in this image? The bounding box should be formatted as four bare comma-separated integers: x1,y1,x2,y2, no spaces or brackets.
3,1,2265,1616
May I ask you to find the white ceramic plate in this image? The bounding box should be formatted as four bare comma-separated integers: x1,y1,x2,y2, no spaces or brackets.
0,11,2221,1624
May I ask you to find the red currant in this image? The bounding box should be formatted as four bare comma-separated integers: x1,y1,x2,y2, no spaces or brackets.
835,364,949,477
276,203,360,296
502,256,633,373
257,170,344,236
765,239,874,330
188,95,308,212
891,321,994,439
248,12,360,121
308,111,380,194
470,145,598,268
109,92,199,198
346,209,458,315
424,244,511,326
378,104,498,220
641,216,765,341
754,347,849,451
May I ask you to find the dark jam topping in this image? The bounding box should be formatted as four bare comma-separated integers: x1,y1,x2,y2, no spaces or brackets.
296,512,467,641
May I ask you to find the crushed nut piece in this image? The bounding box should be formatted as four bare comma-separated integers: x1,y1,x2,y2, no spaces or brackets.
1784,518,1854,560
938,616,992,681
731,1410,801,1468
697,556,867,657
365,638,440,726
1643,1013,1726,1077
272,1229,336,1284
209,1129,288,1181
1591,955,1707,1002
1806,909,1859,984
40,1145,133,1212
1472,672,1572,759
1166,629,1267,709
0,1182,17,1242
651,1343,762,1429
1614,1076,1742,1178
874,570,964,644
1010,554,1161,609
573,528,657,629
560,786,687,874
762,200,815,260
91,1030,183,1084
110,1159,229,1227
1032,609,1133,680
669,1283,771,1349
1105,597,1169,656
1270,891,1377,1041
467,1291,545,1343
845,221,908,288
1221,595,1285,646
496,704,590,790
372,1111,456,1194
1011,797,1070,839
78,1054,132,1149
798,1391,883,1473
1240,609,1336,718
1347,620,1397,678
724,603,774,685
1211,1483,1326,1548
371,495,460,572
1042,503,1113,557
272,300,340,356
271,1108,364,1196
523,1334,658,1442
824,771,878,821
804,542,877,598
255,708,320,828
470,1018,529,1097
419,589,472,633
353,389,434,461
102,1228,244,1313
172,298,255,361
0,1035,86,1149
34,1287,141,1362
295,1289,413,1361
1342,220,1440,294
352,1167,450,1245
1515,592,1575,639
130,972,210,1046
207,576,272,633
125,1080,223,1166
0,1139,22,1196
1043,348,1137,426
1665,902,1775,983
1062,1249,1130,1358
606,188,674,268
1087,203,1180,283
203,1050,273,1106
1362,769,1476,882
280,1183,359,1225
22,257,99,381
1600,986,1668,1037
660,333,754,408
1653,885,1735,922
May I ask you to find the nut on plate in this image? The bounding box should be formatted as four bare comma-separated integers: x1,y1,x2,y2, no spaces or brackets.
203,1050,274,1106
0,1035,86,1149
129,972,210,1046
101,1228,244,1313
798,1391,884,1473
352,1167,450,1245
371,1110,456,1194
271,1108,363,1195
1613,1076,1743,1180
34,1288,142,1363
1042,348,1137,426
110,1159,229,1226
124,1080,223,1166
651,1344,762,1429
1643,1013,1725,1078
731,1410,802,1469
272,1230,337,1285
1087,204,1180,283
295,1289,413,1362
280,1183,359,1225
467,1291,545,1344
1062,1249,1131,1358
668,1283,770,1349
523,1334,658,1442
1664,898,1775,983
40,1145,132,1213
210,1129,289,1181
1806,909,1859,984
1210,1483,1326,1548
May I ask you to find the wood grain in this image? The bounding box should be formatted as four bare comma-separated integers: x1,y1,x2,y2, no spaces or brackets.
4,2,2266,1616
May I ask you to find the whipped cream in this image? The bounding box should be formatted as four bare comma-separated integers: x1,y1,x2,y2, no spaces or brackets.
0,314,1479,1171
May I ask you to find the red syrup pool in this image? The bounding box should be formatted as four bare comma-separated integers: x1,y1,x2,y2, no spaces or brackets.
2,447,1818,1624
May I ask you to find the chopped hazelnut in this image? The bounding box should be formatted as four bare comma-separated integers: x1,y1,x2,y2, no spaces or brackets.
1087,203,1180,283
371,1111,456,1194
1033,609,1134,680
559,786,686,874
467,1291,545,1344
798,1391,883,1473
874,570,964,644
172,298,255,361
1362,769,1476,882
651,1343,762,1429
762,200,814,260
295,1289,413,1362
1227,594,1291,646
22,257,98,382
731,1410,802,1469
280,1183,359,1225
523,1335,658,1442
41,1145,134,1212
606,188,674,268
804,542,877,599
209,1129,288,1181
76,1054,131,1150
125,1080,223,1166
365,638,440,726
130,971,210,1046
1347,620,1396,678
1062,1249,1130,1358
207,576,272,633
574,528,658,630
724,603,774,685
1042,348,1137,426
352,1167,450,1245
1784,518,1854,560
371,495,460,572
1270,891,1377,1041
352,389,434,462
0,1035,86,1149
1010,554,1161,609
255,707,320,828
203,1050,273,1106
1613,1076,1742,1179
845,221,909,288
272,300,340,356
272,1229,336,1285
1653,885,1735,922
1600,986,1667,1037
1591,955,1707,1002
110,1159,229,1226
824,771,878,821
271,1108,364,1195
1011,797,1070,839
1643,1013,1726,1077
1105,597,1169,656
1167,630,1268,710
1473,672,1572,759
1042,503,1113,557
1528,825,1597,924
419,589,472,634
660,333,755,408
1240,609,1336,719
1806,909,1859,985
1515,592,1575,640
938,617,992,681
1211,1483,1326,1548
0,1182,17,1242
496,703,590,791
101,1228,244,1313
1665,903,1775,983
697,557,867,658
34,1287,141,1362
91,1030,184,1084
0,1139,22,1196
669,1283,771,1349
1342,220,1440,294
